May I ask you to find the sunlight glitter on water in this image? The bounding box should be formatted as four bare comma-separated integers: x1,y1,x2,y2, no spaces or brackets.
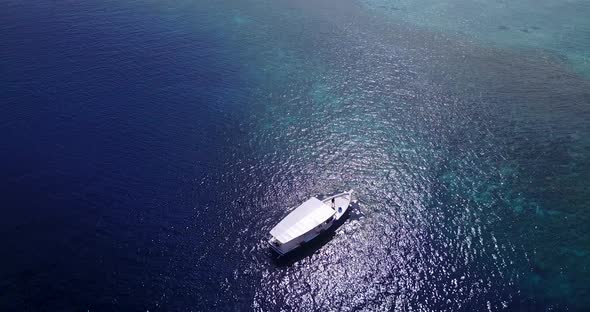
190,0,590,310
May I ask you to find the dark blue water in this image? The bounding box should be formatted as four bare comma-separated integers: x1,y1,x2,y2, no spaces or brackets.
1,0,589,310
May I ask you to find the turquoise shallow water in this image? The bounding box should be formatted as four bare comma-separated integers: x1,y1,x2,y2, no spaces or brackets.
1,0,589,310
361,0,590,77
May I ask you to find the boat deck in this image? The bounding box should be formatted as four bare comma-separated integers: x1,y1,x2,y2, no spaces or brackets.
323,192,352,219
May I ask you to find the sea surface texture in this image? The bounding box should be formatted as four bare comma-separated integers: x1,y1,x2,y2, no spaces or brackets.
1,0,589,311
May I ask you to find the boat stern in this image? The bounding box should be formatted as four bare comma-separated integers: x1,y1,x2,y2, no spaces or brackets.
268,236,287,256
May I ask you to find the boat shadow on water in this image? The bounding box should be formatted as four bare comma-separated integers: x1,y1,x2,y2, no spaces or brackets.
270,202,358,267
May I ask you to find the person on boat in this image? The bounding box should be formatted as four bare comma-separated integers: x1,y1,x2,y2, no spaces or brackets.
331,198,335,209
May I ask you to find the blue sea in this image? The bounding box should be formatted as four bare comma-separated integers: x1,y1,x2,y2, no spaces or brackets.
1,0,589,310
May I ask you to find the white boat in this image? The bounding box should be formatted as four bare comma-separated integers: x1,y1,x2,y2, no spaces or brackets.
268,190,353,256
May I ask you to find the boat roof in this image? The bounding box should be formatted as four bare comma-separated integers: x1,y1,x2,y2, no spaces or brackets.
270,197,335,244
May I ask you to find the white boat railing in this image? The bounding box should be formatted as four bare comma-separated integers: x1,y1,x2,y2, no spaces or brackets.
321,189,353,202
